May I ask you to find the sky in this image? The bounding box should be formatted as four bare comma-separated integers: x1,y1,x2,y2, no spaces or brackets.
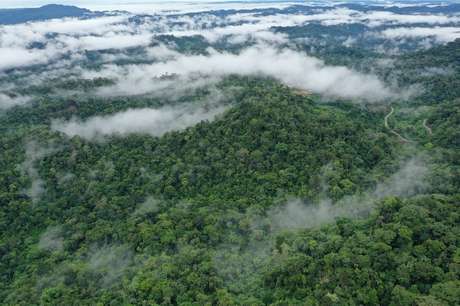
0,1,312,11
0,1,451,9
1,0,281,8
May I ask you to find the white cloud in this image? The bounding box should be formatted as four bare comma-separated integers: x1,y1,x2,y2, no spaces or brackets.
380,26,460,43
59,32,153,51
38,226,64,252
145,44,181,60
0,15,128,48
0,15,134,70
87,244,133,287
52,105,227,139
164,8,358,42
267,155,429,231
19,140,58,203
0,93,31,109
16,15,127,35
365,11,460,27
0,2,457,92
0,47,52,70
91,45,398,101
158,7,460,44
133,197,160,216
82,1,298,15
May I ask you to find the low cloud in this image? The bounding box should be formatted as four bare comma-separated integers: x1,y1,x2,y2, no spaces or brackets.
0,47,53,70
267,155,429,231
373,155,429,198
19,140,57,203
83,1,295,15
2,3,458,72
0,93,30,109
213,154,430,288
364,11,460,27
0,16,128,43
133,196,160,216
59,32,153,51
52,104,227,140
38,226,64,252
86,70,219,97
0,15,144,70
87,244,133,287
190,7,460,39
380,26,460,43
92,45,400,101
0,2,455,100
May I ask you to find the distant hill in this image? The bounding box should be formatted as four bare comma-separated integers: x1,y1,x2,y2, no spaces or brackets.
338,2,460,14
0,4,94,25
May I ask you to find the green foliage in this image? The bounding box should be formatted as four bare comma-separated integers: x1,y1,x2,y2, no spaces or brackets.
0,31,459,306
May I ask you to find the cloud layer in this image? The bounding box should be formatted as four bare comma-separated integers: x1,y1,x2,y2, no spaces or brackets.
52,105,227,139
0,1,458,108
91,45,398,101
267,154,429,231
0,93,30,109
1,3,459,71
381,26,460,43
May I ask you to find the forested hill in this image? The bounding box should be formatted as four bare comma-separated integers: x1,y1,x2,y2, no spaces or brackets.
1,76,459,305
383,39,460,103
0,5,93,25
0,1,459,305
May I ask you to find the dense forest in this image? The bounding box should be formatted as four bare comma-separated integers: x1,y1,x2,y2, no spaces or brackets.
0,1,459,305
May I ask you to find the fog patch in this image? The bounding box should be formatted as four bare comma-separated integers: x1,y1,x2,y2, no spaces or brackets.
133,196,160,216
59,32,153,51
212,154,429,290
0,47,55,70
214,240,271,292
84,2,294,15
0,15,139,70
419,67,455,77
57,172,75,186
380,27,460,43
92,71,221,98
343,36,357,47
375,155,429,197
165,17,294,43
225,31,289,45
213,154,430,290
267,155,429,231
38,226,64,252
19,140,57,203
364,11,460,27
0,93,30,109
52,104,227,140
87,244,133,287
90,45,402,102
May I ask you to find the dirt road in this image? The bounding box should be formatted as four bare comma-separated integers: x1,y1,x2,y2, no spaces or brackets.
384,107,411,143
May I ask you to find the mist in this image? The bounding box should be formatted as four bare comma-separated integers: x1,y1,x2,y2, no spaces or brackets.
52,104,227,140
91,44,400,101
38,226,64,252
0,93,30,109
1,2,458,74
266,154,429,232
133,196,160,216
213,154,431,289
87,244,133,287
19,140,57,203
380,26,460,43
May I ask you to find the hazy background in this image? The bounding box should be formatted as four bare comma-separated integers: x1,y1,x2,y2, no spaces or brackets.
0,0,452,9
